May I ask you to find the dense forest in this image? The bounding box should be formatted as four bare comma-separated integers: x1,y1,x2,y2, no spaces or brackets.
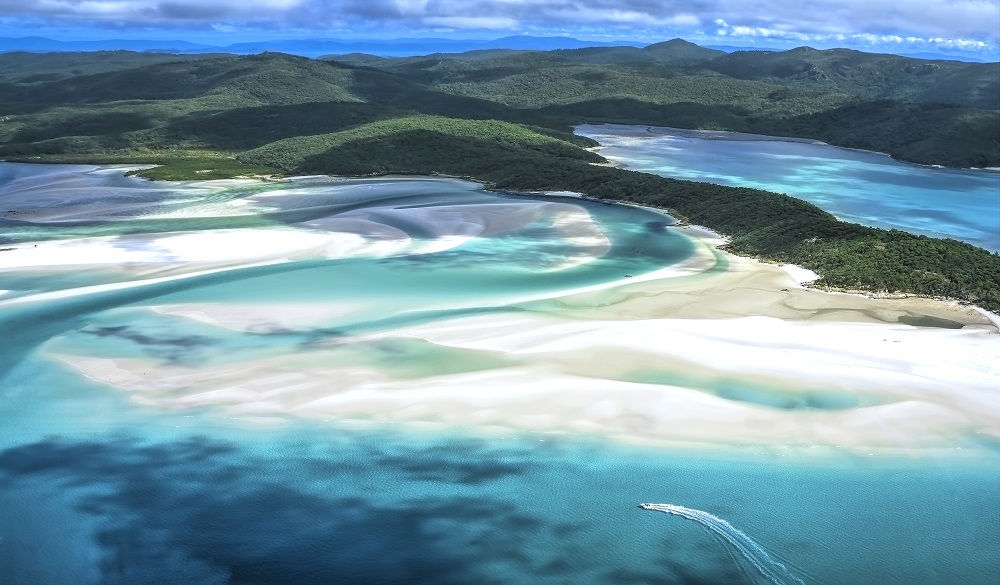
0,44,997,309
344,40,1000,167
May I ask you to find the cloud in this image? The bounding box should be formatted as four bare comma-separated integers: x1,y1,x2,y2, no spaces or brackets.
0,0,996,47
711,12,997,53
423,16,519,29
709,0,1000,43
0,436,548,585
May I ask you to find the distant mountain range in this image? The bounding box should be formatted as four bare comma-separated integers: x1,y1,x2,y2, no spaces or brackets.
0,37,214,53
0,35,991,63
700,45,990,63
0,35,644,57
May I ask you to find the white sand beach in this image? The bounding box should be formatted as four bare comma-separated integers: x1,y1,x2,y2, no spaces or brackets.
0,201,617,316
43,222,1000,455
54,310,999,454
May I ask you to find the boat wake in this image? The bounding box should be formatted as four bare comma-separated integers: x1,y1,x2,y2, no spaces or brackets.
640,503,805,585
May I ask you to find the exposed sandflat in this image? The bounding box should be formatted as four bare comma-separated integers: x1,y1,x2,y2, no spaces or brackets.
48,224,999,455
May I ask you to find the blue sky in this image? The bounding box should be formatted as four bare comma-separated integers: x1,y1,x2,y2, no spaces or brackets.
0,1,997,58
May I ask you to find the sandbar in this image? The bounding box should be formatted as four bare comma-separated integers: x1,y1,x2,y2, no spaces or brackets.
45,223,1000,455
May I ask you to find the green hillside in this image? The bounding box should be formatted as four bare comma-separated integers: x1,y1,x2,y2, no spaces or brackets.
703,47,1000,109
361,46,999,166
548,39,724,66
238,115,600,173
0,50,217,85
0,52,556,157
642,39,726,64
3,47,996,165
0,53,360,110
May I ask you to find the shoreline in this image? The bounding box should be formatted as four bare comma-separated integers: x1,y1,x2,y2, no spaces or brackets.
576,123,1000,172
518,225,997,330
515,189,999,325
4,164,996,327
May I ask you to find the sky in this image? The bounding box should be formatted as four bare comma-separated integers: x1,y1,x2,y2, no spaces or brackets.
0,0,997,58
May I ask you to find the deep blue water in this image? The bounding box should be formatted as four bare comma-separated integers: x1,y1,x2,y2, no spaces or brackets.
2,364,998,585
578,124,1000,252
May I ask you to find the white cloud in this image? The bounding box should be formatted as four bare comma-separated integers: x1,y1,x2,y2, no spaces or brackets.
712,16,996,53
422,16,517,29
0,0,996,49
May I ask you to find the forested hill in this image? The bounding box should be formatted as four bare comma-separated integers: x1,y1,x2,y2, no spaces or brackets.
0,42,995,167
0,51,218,85
0,44,996,175
349,42,999,167
0,47,998,309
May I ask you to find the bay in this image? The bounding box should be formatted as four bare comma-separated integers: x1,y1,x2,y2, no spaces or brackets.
577,124,1000,252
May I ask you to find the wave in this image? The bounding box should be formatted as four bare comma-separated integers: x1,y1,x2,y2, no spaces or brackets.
640,503,805,585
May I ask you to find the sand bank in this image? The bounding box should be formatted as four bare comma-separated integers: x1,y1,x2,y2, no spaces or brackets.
521,229,994,330
10,166,996,454
779,264,819,285
46,224,999,455
53,309,999,454
0,197,615,304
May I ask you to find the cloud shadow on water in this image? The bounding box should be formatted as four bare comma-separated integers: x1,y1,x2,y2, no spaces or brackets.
0,435,558,585
0,434,755,585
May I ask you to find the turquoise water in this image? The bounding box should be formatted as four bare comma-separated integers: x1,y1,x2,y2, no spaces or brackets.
2,373,997,585
1,164,998,584
578,124,1000,252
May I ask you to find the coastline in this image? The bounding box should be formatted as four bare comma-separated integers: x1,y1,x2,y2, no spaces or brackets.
519,222,997,329
577,123,1000,172
4,162,994,323
526,189,999,324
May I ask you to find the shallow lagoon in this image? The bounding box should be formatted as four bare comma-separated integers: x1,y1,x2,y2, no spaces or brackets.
578,124,1000,252
1,164,998,584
